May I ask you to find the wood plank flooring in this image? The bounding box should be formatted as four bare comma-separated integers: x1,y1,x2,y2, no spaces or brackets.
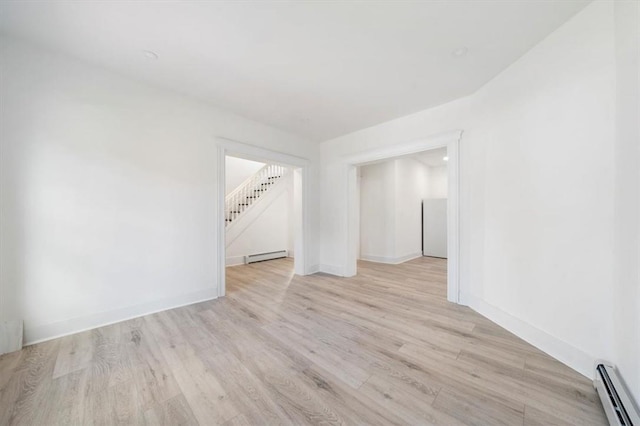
0,257,607,425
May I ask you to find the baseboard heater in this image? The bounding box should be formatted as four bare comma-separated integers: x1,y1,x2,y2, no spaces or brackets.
245,250,288,264
594,362,640,425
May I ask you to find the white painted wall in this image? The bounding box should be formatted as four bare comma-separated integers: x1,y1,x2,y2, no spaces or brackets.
394,158,429,260
359,161,396,261
225,156,265,195
359,157,427,263
226,173,294,265
320,1,619,383
0,36,319,344
426,166,448,199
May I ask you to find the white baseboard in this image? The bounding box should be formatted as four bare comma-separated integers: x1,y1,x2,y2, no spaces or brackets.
464,293,594,379
25,288,218,346
319,264,345,276
360,252,423,265
306,264,320,274
226,255,246,266
0,320,23,355
226,254,295,267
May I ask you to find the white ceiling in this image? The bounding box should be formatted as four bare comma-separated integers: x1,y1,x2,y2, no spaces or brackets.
0,1,589,141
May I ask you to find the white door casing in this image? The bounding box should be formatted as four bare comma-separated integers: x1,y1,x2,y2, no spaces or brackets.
341,130,462,303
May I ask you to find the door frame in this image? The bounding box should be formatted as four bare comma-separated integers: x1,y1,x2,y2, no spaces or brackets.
343,130,463,303
215,137,311,297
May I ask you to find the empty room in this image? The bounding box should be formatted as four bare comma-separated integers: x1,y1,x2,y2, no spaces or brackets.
0,1,638,425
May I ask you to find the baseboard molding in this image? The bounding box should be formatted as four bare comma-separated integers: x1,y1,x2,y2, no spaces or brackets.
319,264,345,276
227,254,295,268
464,294,594,379
226,255,246,266
307,264,320,274
0,320,23,355
360,252,423,265
25,288,218,346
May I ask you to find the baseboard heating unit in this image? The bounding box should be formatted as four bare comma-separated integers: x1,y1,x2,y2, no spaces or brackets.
594,362,640,425
245,250,288,264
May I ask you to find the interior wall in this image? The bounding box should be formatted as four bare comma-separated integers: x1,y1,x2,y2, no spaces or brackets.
0,36,319,344
359,157,428,263
426,166,448,199
394,158,429,260
225,156,265,194
320,0,618,380
359,161,396,261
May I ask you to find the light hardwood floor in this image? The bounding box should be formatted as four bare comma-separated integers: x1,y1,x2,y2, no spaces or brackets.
0,257,606,425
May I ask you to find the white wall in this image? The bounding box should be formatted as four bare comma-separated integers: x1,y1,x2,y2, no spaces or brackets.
359,157,428,263
226,173,294,265
426,166,448,199
394,158,429,260
320,1,619,382
359,161,396,261
0,36,319,344
225,156,265,195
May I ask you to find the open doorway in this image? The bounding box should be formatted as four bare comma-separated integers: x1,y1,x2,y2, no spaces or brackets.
223,154,298,295
215,138,310,297
358,147,448,264
224,156,294,267
343,130,461,303
417,148,449,260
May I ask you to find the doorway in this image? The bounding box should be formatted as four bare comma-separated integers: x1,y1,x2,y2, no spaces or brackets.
358,147,448,264
215,138,310,297
343,130,462,303
224,156,294,267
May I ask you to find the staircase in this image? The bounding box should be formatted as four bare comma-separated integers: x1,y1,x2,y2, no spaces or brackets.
225,163,288,227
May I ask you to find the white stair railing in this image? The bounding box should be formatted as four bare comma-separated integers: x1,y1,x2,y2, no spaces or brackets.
225,164,288,226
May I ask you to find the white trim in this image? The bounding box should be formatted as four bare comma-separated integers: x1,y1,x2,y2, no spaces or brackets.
216,144,227,297
0,320,23,354
342,130,462,166
216,137,313,296
293,167,308,276
319,264,346,276
217,137,309,168
360,252,423,265
345,165,359,277
25,288,217,346
342,129,463,304
226,255,246,266
227,255,295,267
465,294,594,379
447,132,461,303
